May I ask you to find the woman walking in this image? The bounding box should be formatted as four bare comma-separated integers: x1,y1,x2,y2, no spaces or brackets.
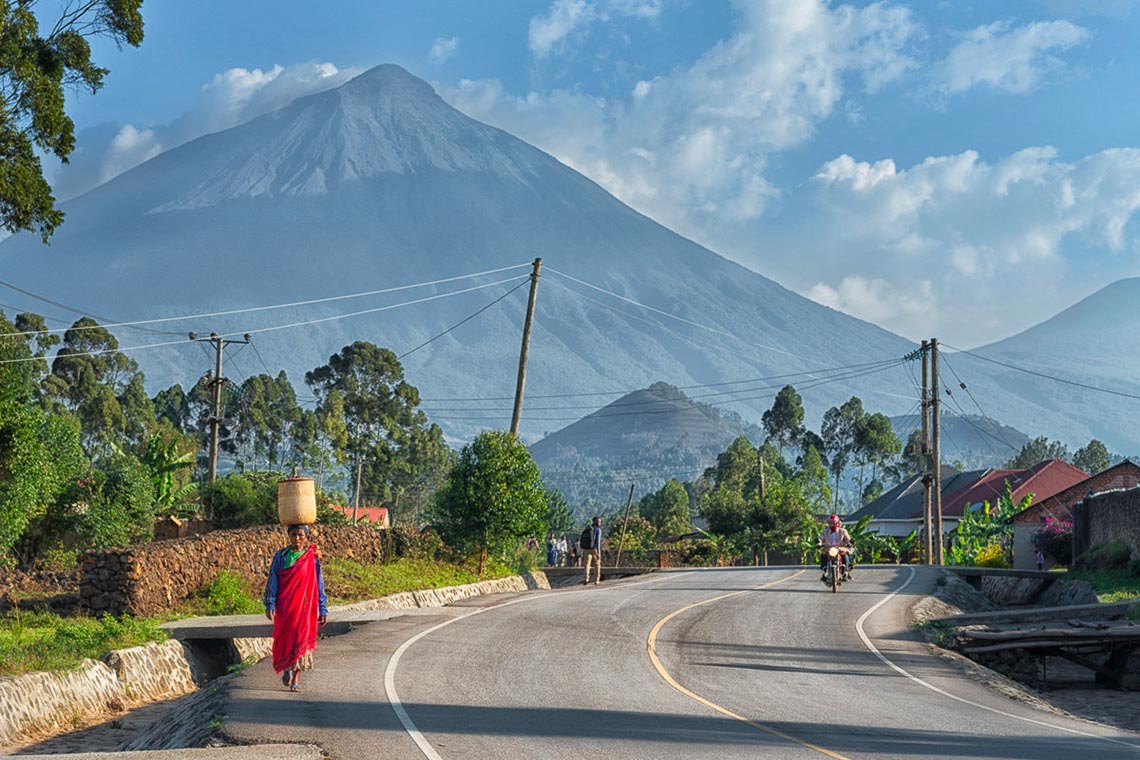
265,524,328,691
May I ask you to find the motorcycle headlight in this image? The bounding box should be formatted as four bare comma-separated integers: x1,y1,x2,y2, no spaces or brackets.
828,546,839,557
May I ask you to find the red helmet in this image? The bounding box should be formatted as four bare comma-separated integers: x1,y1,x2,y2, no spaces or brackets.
828,514,841,529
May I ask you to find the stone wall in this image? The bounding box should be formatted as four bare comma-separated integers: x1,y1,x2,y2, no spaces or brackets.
1073,486,1140,560
79,525,388,617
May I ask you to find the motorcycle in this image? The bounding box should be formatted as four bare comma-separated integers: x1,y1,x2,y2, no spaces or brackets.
821,545,850,593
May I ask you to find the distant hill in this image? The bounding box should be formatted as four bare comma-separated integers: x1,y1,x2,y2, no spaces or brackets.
530,382,763,514
889,413,1030,471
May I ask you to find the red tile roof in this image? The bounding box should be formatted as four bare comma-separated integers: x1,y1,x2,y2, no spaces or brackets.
1011,460,1140,525
939,459,1088,518
327,505,389,526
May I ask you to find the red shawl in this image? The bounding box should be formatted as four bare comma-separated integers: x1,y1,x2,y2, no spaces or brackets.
272,545,320,673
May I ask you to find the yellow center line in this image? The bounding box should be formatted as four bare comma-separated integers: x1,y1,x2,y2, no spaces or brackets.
646,568,852,760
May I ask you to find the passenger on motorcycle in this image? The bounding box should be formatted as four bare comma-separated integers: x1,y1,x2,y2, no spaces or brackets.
819,514,854,582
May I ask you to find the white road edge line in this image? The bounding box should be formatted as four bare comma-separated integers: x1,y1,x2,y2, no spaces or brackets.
384,571,691,759
855,566,1140,750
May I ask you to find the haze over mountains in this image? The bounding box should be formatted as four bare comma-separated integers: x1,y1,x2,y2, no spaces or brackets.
1,65,1136,450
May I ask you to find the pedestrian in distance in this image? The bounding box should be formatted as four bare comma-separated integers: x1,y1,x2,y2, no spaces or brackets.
547,532,559,566
1035,548,1045,572
265,524,328,692
580,516,603,585
557,533,568,566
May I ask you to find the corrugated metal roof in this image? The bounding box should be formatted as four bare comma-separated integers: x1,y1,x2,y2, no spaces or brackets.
940,459,1088,518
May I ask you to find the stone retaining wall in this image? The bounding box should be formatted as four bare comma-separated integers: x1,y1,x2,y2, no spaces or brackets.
1073,486,1140,559
79,525,388,616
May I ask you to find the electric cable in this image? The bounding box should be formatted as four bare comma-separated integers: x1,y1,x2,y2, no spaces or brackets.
399,279,529,360
0,263,533,338
0,277,183,336
944,343,1140,402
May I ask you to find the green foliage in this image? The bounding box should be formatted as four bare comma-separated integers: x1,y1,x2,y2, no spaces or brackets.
200,471,281,529
0,0,146,242
1073,541,1132,571
0,610,165,677
543,488,574,537
0,401,86,559
1005,435,1069,469
320,557,512,602
699,437,820,564
946,483,1026,566
138,430,197,516
1064,566,1140,603
605,512,657,563
391,526,445,561
1072,439,1111,475
198,571,261,616
677,538,721,567
974,544,1011,568
762,385,805,450
72,455,154,550
306,342,449,521
821,397,864,509
638,479,691,538
431,431,546,565
0,310,57,405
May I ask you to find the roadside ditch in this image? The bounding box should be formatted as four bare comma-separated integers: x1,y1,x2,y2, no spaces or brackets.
913,571,1140,733
0,571,551,756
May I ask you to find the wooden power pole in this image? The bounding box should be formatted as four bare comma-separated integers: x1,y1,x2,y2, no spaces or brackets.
189,331,251,491
614,483,636,568
931,337,944,565
921,340,932,565
510,258,543,436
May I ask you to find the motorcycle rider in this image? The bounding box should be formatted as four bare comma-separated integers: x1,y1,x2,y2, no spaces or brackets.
819,514,854,583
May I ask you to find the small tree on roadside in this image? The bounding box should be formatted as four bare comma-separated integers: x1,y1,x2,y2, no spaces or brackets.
638,479,691,539
432,431,546,575
1072,439,1110,476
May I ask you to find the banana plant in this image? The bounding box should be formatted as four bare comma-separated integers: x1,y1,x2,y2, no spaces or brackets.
139,432,199,517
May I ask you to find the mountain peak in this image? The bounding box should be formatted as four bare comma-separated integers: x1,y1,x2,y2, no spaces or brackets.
148,63,540,212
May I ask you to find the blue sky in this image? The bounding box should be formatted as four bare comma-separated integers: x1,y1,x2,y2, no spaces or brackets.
54,0,1140,346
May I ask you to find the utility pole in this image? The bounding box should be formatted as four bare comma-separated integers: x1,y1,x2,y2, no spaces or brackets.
921,340,932,565
931,338,944,565
189,332,251,493
510,258,543,437
614,483,636,568
758,453,767,567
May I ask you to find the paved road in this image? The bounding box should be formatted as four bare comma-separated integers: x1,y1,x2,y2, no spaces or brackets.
224,567,1140,759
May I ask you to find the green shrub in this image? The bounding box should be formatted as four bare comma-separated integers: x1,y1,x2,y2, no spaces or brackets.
201,472,281,528
392,526,445,561
974,543,1010,568
1129,558,1140,578
200,571,262,616
1074,541,1132,570
678,539,720,567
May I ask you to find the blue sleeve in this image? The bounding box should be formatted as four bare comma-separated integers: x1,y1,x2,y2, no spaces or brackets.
264,550,283,611
316,558,328,617
594,526,602,550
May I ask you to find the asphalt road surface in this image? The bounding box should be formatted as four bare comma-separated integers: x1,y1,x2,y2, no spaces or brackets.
224,566,1140,759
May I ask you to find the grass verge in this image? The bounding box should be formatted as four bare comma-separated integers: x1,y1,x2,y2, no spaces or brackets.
1064,567,1140,603
322,557,515,603
0,610,167,677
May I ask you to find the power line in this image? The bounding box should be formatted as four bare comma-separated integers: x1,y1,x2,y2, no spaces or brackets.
0,302,72,325
545,267,831,365
399,280,529,360
939,352,1020,453
0,276,528,366
0,277,182,336
944,343,1140,402
0,264,533,339
422,357,904,403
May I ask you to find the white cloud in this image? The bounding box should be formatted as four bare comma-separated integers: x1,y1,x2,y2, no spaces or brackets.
449,0,920,236
528,0,663,58
429,36,459,66
53,62,362,200
809,276,935,330
937,19,1090,95
793,146,1140,343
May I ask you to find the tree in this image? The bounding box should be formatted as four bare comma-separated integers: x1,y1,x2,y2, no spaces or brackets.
544,488,574,537
0,310,57,404
1,1,146,242
638,478,691,538
0,401,86,562
432,431,547,574
762,385,805,451
153,383,192,432
821,397,865,509
1072,439,1110,475
306,342,446,517
1005,436,1069,469
137,429,197,516
853,412,900,499
71,454,154,550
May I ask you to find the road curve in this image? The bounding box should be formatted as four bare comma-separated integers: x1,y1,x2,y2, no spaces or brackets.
224,567,1140,759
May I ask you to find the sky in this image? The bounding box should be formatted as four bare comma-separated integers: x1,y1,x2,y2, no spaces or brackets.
47,0,1140,348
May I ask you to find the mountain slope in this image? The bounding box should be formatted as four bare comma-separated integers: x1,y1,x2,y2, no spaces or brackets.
0,65,917,440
